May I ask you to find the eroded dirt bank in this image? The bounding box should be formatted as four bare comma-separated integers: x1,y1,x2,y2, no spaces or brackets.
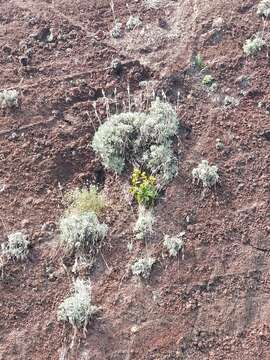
0,0,269,359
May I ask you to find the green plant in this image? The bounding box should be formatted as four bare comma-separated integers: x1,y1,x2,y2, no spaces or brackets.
59,212,108,255
144,0,164,9
243,35,265,56
111,22,122,38
192,160,219,188
133,205,155,240
194,54,205,70
202,75,215,87
92,112,146,173
92,98,179,185
142,142,178,188
0,89,19,109
126,16,142,31
223,95,239,108
130,169,158,207
209,82,219,93
57,279,98,330
139,98,179,146
64,186,105,216
163,232,185,257
257,0,270,17
131,256,155,278
1,232,29,261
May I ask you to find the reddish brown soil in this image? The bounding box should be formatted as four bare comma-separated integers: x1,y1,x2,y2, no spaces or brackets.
0,0,269,359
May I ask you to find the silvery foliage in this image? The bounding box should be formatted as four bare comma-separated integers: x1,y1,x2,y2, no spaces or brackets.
142,142,178,187
92,98,179,186
223,96,239,108
144,0,165,9
243,35,265,56
92,112,146,174
138,98,179,145
0,89,19,109
257,0,270,17
111,22,122,38
192,160,219,188
57,279,98,329
2,232,29,261
202,74,215,87
59,212,108,254
163,232,185,257
126,16,142,31
131,256,155,279
215,138,224,151
133,206,154,240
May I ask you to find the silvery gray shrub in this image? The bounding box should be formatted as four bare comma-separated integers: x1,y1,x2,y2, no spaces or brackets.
92,98,179,187
126,16,142,31
243,35,265,56
59,212,108,255
257,0,270,17
0,89,19,109
133,206,155,240
163,232,185,257
58,279,98,329
2,232,29,261
131,256,155,278
192,160,219,188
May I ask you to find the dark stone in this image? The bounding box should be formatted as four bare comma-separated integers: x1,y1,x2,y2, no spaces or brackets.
33,27,51,42
204,30,223,46
246,88,263,98
260,129,270,141
7,132,19,141
158,18,168,29
20,56,29,66
111,59,123,75
235,75,250,89
237,3,254,14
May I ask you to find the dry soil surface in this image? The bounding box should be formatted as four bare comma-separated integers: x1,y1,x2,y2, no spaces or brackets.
0,0,269,359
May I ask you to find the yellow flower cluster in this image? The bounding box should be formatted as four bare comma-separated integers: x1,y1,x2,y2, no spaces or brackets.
130,169,158,207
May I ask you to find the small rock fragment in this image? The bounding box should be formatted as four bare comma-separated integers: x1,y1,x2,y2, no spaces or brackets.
259,129,270,141
20,56,29,66
158,18,168,29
